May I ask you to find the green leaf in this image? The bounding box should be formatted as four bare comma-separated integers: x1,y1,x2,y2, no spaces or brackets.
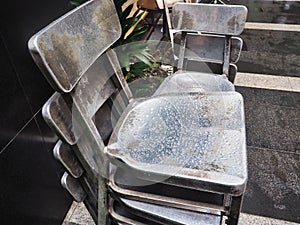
125,28,148,43
134,54,153,67
131,61,150,70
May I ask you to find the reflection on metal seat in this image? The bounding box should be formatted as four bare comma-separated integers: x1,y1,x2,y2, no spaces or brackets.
28,0,248,225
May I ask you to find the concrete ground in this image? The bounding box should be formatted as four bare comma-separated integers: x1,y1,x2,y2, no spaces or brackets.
63,201,300,225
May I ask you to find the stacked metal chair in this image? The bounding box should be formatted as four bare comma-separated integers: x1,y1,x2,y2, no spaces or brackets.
28,1,132,223
28,0,248,224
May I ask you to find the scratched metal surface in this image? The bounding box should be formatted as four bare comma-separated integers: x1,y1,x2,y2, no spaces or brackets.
154,71,235,96
118,197,222,225
28,0,121,92
173,34,243,64
172,3,248,35
107,92,247,194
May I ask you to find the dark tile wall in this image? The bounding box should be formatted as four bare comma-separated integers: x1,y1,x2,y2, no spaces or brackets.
0,114,71,225
0,0,75,224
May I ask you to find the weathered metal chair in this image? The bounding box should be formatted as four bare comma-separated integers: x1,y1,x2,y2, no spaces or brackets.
167,2,246,82
106,3,248,225
28,0,132,224
28,0,248,224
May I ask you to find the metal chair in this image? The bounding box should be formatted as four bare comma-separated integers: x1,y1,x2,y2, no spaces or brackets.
106,3,248,225
28,1,248,224
166,2,247,83
29,0,132,224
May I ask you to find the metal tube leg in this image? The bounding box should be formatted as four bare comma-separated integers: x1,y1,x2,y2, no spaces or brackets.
226,195,243,225
98,177,108,225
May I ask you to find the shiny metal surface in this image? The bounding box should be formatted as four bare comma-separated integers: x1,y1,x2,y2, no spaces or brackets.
41,51,130,178
28,0,121,92
174,34,243,64
28,1,129,224
53,140,84,178
107,92,247,195
117,197,222,225
168,3,247,82
109,199,161,225
109,169,225,214
40,57,133,221
29,1,248,224
172,3,248,35
154,71,235,96
61,172,87,202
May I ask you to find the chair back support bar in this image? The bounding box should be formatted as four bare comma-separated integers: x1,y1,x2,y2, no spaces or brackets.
172,3,248,35
191,35,242,64
41,47,131,170
28,0,121,93
174,34,243,64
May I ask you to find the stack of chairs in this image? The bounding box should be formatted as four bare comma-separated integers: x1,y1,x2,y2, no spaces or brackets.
28,0,248,224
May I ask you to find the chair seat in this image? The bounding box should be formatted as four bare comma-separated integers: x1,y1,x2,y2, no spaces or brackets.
106,91,247,195
112,197,222,225
154,71,234,96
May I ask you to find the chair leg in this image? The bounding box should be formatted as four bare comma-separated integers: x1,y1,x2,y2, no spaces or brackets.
226,195,243,225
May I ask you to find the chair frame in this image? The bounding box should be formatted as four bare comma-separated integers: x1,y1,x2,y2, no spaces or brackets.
165,2,247,82
28,1,248,225
29,1,132,224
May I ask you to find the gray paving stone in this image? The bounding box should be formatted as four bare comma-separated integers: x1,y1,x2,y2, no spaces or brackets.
229,0,300,24
289,77,300,92
237,29,300,77
64,202,300,225
243,146,300,223
64,202,95,225
235,73,295,92
239,213,271,225
236,86,300,153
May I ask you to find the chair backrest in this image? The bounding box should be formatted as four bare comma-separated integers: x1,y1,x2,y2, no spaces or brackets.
28,1,132,224
174,34,243,64
29,0,132,174
170,3,247,81
42,50,131,177
28,0,122,93
172,3,248,35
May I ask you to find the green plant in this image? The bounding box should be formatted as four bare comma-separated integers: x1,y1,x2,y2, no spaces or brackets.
113,0,148,45
70,0,155,82
112,0,155,82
